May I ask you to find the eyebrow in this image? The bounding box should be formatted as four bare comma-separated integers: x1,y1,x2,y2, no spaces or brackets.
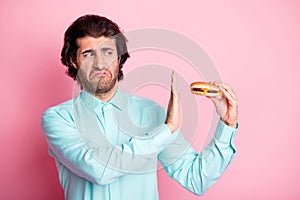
82,49,94,55
100,47,114,51
81,47,114,55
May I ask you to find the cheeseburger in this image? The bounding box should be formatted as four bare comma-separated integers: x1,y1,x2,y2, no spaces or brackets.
190,82,222,97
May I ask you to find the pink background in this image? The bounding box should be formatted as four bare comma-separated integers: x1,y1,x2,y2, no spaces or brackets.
1,0,300,199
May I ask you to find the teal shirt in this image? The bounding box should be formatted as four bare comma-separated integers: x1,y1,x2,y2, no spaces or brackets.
42,88,237,200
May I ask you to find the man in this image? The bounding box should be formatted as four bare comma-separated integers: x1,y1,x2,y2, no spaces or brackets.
42,14,238,200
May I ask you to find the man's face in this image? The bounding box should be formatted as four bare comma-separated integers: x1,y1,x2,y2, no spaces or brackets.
73,36,119,95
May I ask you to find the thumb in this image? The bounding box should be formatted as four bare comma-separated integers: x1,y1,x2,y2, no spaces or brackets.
207,96,219,107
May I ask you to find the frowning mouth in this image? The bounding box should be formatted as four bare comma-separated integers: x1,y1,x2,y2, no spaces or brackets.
90,70,109,79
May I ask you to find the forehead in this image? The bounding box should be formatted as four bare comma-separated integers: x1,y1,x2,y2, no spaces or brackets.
76,36,116,51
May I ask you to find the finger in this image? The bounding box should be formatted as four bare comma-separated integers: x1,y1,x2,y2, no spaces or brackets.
213,81,237,101
209,81,225,100
171,70,179,98
206,93,224,106
220,83,237,100
218,85,237,105
210,81,223,91
206,95,218,106
171,70,175,91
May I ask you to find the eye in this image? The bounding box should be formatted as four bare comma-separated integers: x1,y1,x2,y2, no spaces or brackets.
104,50,114,56
83,51,94,57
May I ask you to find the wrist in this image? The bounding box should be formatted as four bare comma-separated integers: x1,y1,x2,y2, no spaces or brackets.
228,122,237,128
221,117,237,128
224,120,237,128
165,122,175,133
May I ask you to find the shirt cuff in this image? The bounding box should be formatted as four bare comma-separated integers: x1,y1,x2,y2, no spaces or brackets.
214,120,238,144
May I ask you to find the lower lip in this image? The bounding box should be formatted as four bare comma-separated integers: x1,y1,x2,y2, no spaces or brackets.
91,71,108,79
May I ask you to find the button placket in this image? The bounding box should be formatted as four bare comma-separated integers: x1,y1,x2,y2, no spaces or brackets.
94,103,107,136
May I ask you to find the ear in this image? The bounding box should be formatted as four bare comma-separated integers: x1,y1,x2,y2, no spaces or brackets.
70,58,78,69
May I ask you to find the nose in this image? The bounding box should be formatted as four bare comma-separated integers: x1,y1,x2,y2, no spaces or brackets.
93,53,106,70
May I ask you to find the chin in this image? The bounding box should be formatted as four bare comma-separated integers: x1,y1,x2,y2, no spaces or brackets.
96,86,113,94
96,83,116,94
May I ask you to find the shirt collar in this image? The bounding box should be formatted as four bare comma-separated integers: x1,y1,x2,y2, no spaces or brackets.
80,87,128,111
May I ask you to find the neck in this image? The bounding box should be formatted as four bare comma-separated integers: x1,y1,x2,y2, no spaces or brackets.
94,82,119,102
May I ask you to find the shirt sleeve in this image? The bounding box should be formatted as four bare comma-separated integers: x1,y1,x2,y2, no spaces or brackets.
158,119,237,196
41,107,173,186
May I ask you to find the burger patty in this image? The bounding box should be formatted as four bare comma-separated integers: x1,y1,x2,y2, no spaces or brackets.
192,88,219,93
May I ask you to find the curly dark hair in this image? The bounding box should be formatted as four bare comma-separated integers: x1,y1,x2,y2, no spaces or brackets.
61,14,130,81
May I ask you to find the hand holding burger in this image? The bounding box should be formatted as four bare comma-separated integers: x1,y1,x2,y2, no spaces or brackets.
191,82,238,128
